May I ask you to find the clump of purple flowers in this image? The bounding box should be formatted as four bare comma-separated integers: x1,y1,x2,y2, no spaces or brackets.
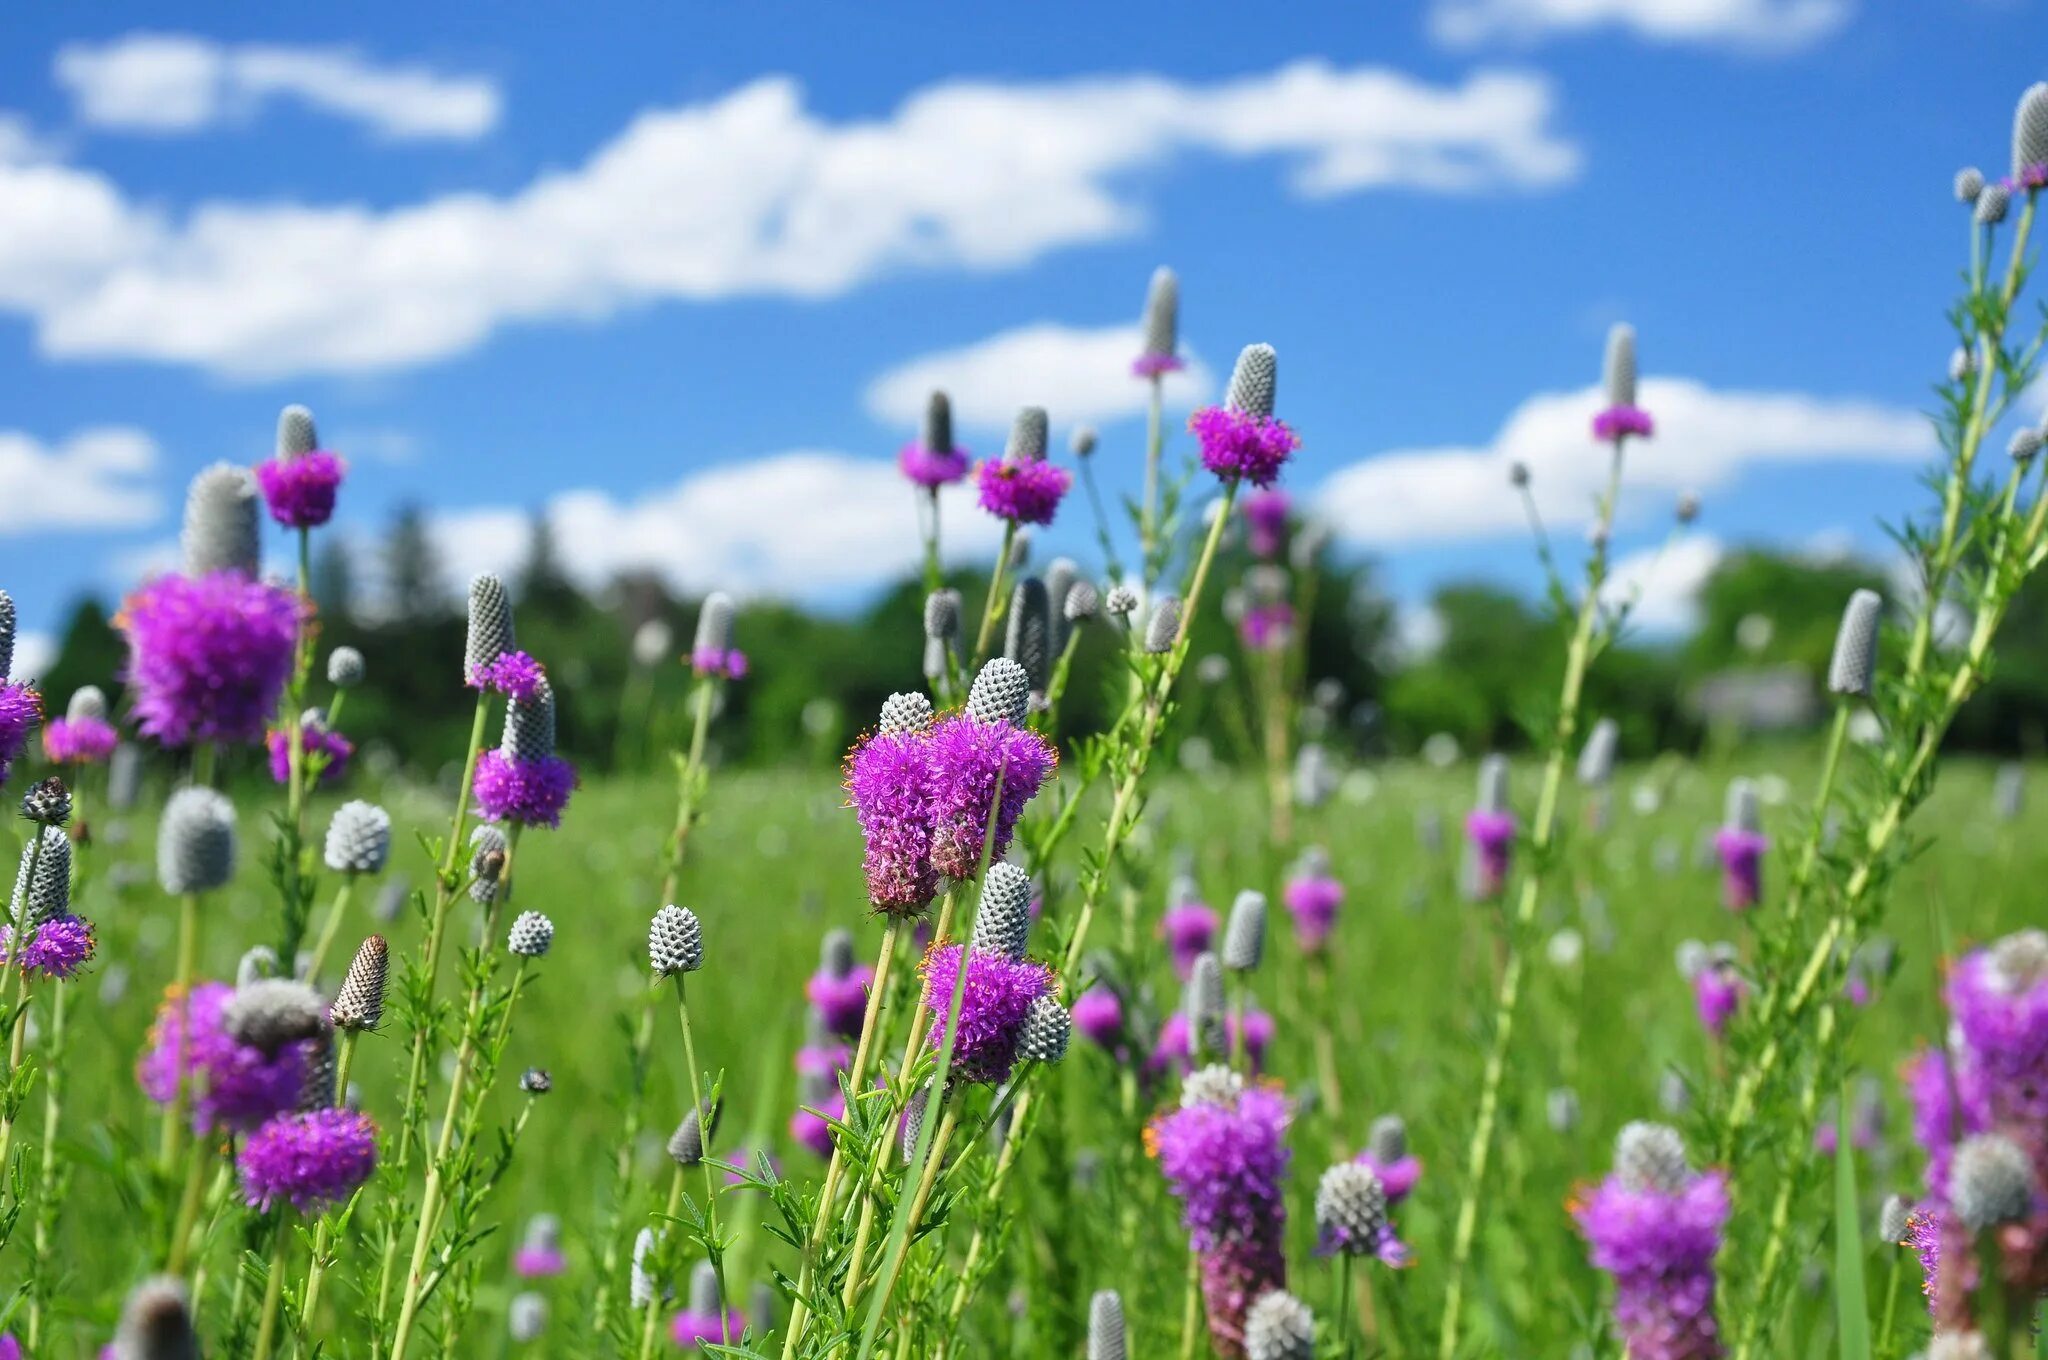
267,720,353,787
1714,780,1767,912
120,572,303,747
1465,756,1517,902
238,1106,379,1210
845,722,943,915
0,681,42,786
468,649,547,702
1149,1069,1292,1359
805,938,874,1040
924,711,1056,879
1,914,96,980
919,943,1054,1085
42,693,116,767
1073,986,1124,1053
514,1215,567,1278
138,981,313,1133
254,451,346,530
473,676,576,828
1572,1122,1730,1360
1190,344,1297,490
1282,849,1343,954
976,457,1071,527
1243,489,1291,559
1162,882,1218,981
1151,1008,1275,1078
1593,406,1656,441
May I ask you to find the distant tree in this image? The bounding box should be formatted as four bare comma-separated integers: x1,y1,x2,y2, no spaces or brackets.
40,597,125,709
384,504,448,623
311,538,355,621
1684,549,1886,678
516,510,580,619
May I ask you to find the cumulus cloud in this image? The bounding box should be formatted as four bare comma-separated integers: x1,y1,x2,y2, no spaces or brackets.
9,633,57,683
1600,532,1725,632
1317,376,1932,547
427,450,1002,601
0,427,162,532
865,322,1214,433
1430,0,1852,51
0,60,1578,378
53,33,501,140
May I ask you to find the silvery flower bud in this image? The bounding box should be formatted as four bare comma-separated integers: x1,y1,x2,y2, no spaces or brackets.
1477,753,1510,815
237,945,278,990
1976,182,2011,226
1952,1133,2033,1230
632,618,674,669
1071,426,1098,459
667,1104,713,1166
111,1275,199,1360
1222,890,1266,972
967,657,1030,728
465,573,516,677
276,403,319,457
1950,347,1977,383
1879,1194,1912,1246
925,588,961,643
1547,1087,1580,1132
1005,577,1052,696
1369,1115,1408,1165
820,927,856,979
1576,718,1618,788
1827,589,1883,699
924,390,956,456
224,979,331,1055
1314,1162,1388,1256
510,1291,548,1343
878,692,933,736
1225,344,1278,420
650,904,703,975
1181,1062,1244,1110
323,800,392,875
1087,1290,1126,1360
158,787,237,894
1018,994,1072,1063
1243,1289,1315,1360
694,592,734,660
1139,266,1180,363
630,1228,661,1308
1615,1121,1689,1194
1725,777,1760,833
1603,323,1639,408
66,685,107,723
0,590,12,679
1955,167,1985,204
501,676,557,762
327,646,365,689
508,911,555,958
1185,952,1225,1056
331,935,389,1031
181,463,261,577
521,1067,552,1094
1106,586,1139,618
2012,82,2048,180
1064,581,1100,624
470,824,508,904
21,776,70,828
688,1261,722,1318
1144,596,1181,654
2011,427,2043,464
972,862,1033,961
10,825,71,926
1006,407,1049,462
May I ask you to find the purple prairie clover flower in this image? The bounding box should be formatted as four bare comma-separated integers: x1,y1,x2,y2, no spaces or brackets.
119,571,303,747
43,715,116,766
1354,1147,1423,1208
1073,986,1124,1050
254,450,346,529
794,1040,852,1083
1189,407,1298,490
976,456,1072,527
671,1309,747,1349
1238,601,1295,652
844,726,941,914
1150,1010,1274,1077
1464,811,1516,900
0,682,41,784
1133,266,1185,376
1163,896,1219,981
899,440,970,489
1282,865,1342,955
1149,1074,1292,1359
790,1089,844,1159
1315,1162,1409,1265
468,649,546,702
806,965,874,1040
1,913,96,979
138,981,312,1133
1242,489,1291,559
473,749,575,827
238,1106,378,1210
1593,405,1656,441
1133,351,1186,378
1692,964,1747,1041
514,1217,567,1279
1713,828,1767,912
919,943,1054,1084
267,722,353,787
1572,1157,1731,1359
925,712,1056,881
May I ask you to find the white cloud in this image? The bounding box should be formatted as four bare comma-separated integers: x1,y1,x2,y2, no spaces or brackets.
1317,376,1932,547
427,450,1002,600
865,322,1214,433
1430,0,1851,51
1600,532,1724,631
0,61,1578,378
10,633,57,683
0,427,162,531
54,33,501,141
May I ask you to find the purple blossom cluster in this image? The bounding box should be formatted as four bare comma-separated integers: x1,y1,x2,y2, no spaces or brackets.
267,722,353,787
1,914,96,979
1238,602,1295,652
919,943,1054,1085
1162,896,1218,981
254,450,346,529
1593,405,1656,441
1713,828,1767,912
1573,1166,1731,1359
691,646,748,681
671,1308,748,1349
42,712,116,766
898,441,970,489
1189,406,1298,489
0,683,42,784
975,456,1072,526
1150,1009,1275,1078
238,1107,379,1211
468,650,547,702
1281,867,1343,955
805,963,874,1040
1464,810,1516,901
1242,489,1291,559
119,572,303,747
137,981,314,1133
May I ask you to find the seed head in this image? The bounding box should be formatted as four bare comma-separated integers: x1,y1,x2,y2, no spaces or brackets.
1615,1121,1690,1194
0,589,12,678
2012,82,2048,179
1952,1133,2035,1230
181,463,262,576
1244,1289,1315,1360
1140,265,1180,361
1185,951,1225,1057
1976,182,2011,226
1181,1062,1243,1109
1005,577,1053,695
66,685,107,723
1879,1193,1911,1245
1064,581,1100,624
1018,994,1072,1063
1603,323,1638,408
1144,596,1181,654
521,1067,551,1094
224,978,331,1055
21,775,71,827
694,592,734,660
323,800,392,875
1071,426,1098,458
1369,1114,1408,1164
973,862,1034,960
902,1082,931,1161
466,573,517,677
1087,1289,1127,1360
650,904,703,975
158,786,237,894
667,1103,714,1166
879,691,933,736
277,403,319,457
925,588,962,643
1222,890,1267,972
1006,407,1050,462
1955,167,1985,204
10,825,71,925
508,911,555,957
1315,1162,1389,1256
967,657,1031,728
1724,777,1760,833
469,824,508,903
501,675,558,762
111,1274,200,1360
510,1292,548,1343
331,935,389,1031
688,1260,721,1317
1477,753,1510,815
2011,427,2043,463
327,646,365,689
1828,589,1883,698
924,390,956,455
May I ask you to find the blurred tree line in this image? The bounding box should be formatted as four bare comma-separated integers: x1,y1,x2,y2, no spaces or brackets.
33,506,2048,775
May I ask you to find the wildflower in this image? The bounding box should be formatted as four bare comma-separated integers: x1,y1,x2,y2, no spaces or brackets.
1828,590,1883,699
465,573,517,680
327,646,364,689
1465,755,1515,900
926,677,1056,879
671,1261,745,1348
323,801,392,876
1279,852,1341,954
692,592,739,678
510,1291,548,1343
1073,985,1124,1050
1957,167,1986,204
180,463,261,576
2013,82,2048,189
508,911,555,957
977,408,1072,526
1357,1114,1424,1205
1714,779,1767,911
43,686,116,766
1190,345,1298,488
790,1076,844,1159
1088,1289,1126,1360
1150,1068,1291,1357
268,715,354,787
1017,993,1073,1063
1106,585,1139,619
120,572,302,747
1004,577,1053,698
1133,266,1185,376
1572,1121,1730,1360
1977,182,2011,226
1239,600,1295,652
630,1228,662,1309
469,649,546,702
845,719,942,914
1163,880,1219,981
521,1068,552,1094
331,935,389,1031
1243,489,1291,559
473,675,576,827
139,980,312,1132
254,404,346,529
1152,1008,1274,1078
1145,596,1182,654
1244,1291,1315,1360
920,942,1054,1084
668,1105,712,1167
1691,958,1747,1040
157,787,236,894
224,979,331,1055
1593,324,1655,442
1315,1162,1403,1261
10,823,70,922
514,1214,567,1278
1578,718,1619,788
806,928,875,1039
650,905,704,976
239,1106,378,1210
900,390,970,488
111,1275,199,1360
1186,951,1226,1057
2,848,94,976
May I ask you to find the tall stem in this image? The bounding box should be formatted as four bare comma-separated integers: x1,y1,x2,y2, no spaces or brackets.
252,1218,291,1360
1142,374,1164,587
972,523,1017,663
637,1164,688,1360
305,877,357,983
672,973,728,1346
25,981,69,1348
159,890,203,1169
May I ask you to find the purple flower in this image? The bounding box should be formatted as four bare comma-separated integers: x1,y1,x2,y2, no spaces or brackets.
1,914,96,979
238,1107,379,1211
43,715,116,766
691,647,747,681
1593,405,1656,442
1150,1011,1275,1078
806,965,874,1040
138,981,312,1133
1073,987,1124,1050
671,1309,747,1349
899,441,970,489
254,450,346,529
1238,602,1295,652
794,1042,852,1083
267,723,353,787
1149,1079,1291,1358
515,1244,566,1279
1188,407,1299,490
925,713,1055,881
1242,489,1291,559
975,457,1072,527
1282,872,1342,954
1465,810,1516,900
844,729,942,914
1162,900,1218,981
790,1091,844,1159
468,650,546,702
1691,964,1747,1041
1712,829,1767,912
1132,352,1187,378
473,749,577,828
919,944,1054,1085
0,683,42,784
1354,1150,1424,1206
1572,1168,1731,1360
120,572,302,748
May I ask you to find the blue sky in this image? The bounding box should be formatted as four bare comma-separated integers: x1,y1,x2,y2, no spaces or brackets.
1,0,2043,671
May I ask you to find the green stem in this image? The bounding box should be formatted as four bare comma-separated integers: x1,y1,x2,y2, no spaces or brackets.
24,981,68,1348
1335,1252,1357,1360
305,877,357,983
1142,374,1164,587
972,522,1017,663
637,1164,689,1360
252,1217,291,1360
159,891,203,1170
672,973,728,1345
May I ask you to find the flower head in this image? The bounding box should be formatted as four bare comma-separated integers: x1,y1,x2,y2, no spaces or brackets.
158,787,237,894
845,725,942,914
2,913,95,979
1133,266,1185,375
976,451,1072,526
181,464,261,576
919,943,1054,1084
650,905,704,976
42,696,116,766
1281,854,1342,954
475,676,576,827
514,1214,567,1279
901,390,970,488
238,1107,378,1210
268,719,353,787
1190,345,1296,489
324,801,392,876
469,649,546,702
1573,1141,1730,1360
926,712,1055,880
465,573,517,679
1243,489,1291,558
121,572,302,747
255,450,346,530
139,980,313,1132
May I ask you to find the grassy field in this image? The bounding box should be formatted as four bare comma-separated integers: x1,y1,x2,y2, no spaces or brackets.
25,746,2037,1355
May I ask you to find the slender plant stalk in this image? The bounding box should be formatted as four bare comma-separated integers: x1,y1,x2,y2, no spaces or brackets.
1177,1245,1201,1360
252,1218,291,1360
24,979,69,1347
305,877,357,982
672,972,729,1347
636,1162,689,1360
157,889,203,1169
972,522,1018,663
296,1033,362,1351
1141,374,1165,586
